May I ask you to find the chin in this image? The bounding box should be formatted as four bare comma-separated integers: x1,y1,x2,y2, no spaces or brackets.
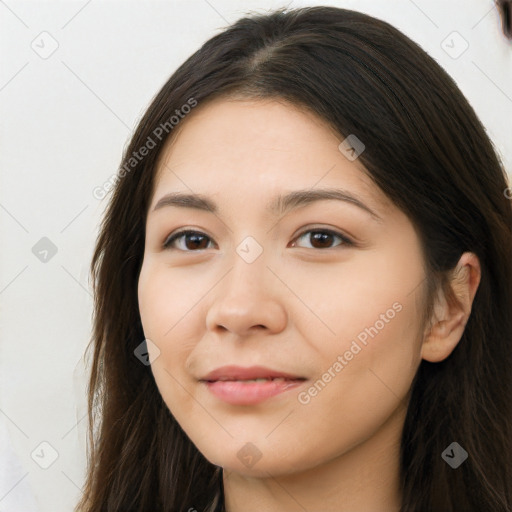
199,442,313,478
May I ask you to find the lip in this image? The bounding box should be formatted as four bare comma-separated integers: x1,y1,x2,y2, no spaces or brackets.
200,365,306,381
199,365,307,405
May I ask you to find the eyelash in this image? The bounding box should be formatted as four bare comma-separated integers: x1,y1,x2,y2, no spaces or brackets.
162,227,354,252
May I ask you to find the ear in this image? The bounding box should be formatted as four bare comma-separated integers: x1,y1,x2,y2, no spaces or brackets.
421,252,481,363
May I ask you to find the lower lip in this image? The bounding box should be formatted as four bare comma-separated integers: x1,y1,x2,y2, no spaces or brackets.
202,379,306,405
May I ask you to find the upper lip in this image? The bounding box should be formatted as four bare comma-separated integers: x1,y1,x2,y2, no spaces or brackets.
200,365,306,381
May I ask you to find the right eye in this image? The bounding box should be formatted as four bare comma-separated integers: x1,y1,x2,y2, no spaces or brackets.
163,230,215,251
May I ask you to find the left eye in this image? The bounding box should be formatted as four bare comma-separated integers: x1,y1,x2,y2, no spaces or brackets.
293,229,353,249
163,228,353,251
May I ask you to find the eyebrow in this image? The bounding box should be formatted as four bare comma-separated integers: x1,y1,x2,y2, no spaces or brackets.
151,187,382,222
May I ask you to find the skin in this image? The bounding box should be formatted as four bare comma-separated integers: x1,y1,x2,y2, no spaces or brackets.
137,97,481,511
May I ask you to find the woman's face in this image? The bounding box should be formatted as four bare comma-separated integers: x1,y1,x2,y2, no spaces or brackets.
138,97,428,476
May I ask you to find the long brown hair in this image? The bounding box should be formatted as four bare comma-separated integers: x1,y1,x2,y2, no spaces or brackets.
76,6,512,511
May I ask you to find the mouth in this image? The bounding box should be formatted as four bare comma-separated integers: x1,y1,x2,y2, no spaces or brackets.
199,366,307,405
203,377,306,383
199,364,306,382
201,379,307,405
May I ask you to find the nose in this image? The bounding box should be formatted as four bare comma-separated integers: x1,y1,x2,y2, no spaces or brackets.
205,253,288,338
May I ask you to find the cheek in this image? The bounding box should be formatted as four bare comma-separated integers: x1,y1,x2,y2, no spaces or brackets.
298,268,421,368
332,298,419,398
138,261,201,339
293,299,419,459
137,261,204,401
298,250,423,432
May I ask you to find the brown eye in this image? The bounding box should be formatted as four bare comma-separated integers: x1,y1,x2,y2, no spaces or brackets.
292,229,353,249
163,227,354,252
163,230,214,251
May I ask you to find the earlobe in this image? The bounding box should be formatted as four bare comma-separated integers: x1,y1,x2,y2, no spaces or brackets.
421,252,481,363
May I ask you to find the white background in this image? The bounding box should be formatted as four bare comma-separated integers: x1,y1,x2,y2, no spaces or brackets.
1,0,510,510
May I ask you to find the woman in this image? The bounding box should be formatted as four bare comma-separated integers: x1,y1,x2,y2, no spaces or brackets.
76,6,512,512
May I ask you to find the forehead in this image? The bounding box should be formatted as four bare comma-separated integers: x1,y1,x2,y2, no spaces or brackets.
150,97,392,216
157,97,338,163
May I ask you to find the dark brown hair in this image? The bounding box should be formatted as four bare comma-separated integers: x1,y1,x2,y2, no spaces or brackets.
76,6,512,511
497,0,512,38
